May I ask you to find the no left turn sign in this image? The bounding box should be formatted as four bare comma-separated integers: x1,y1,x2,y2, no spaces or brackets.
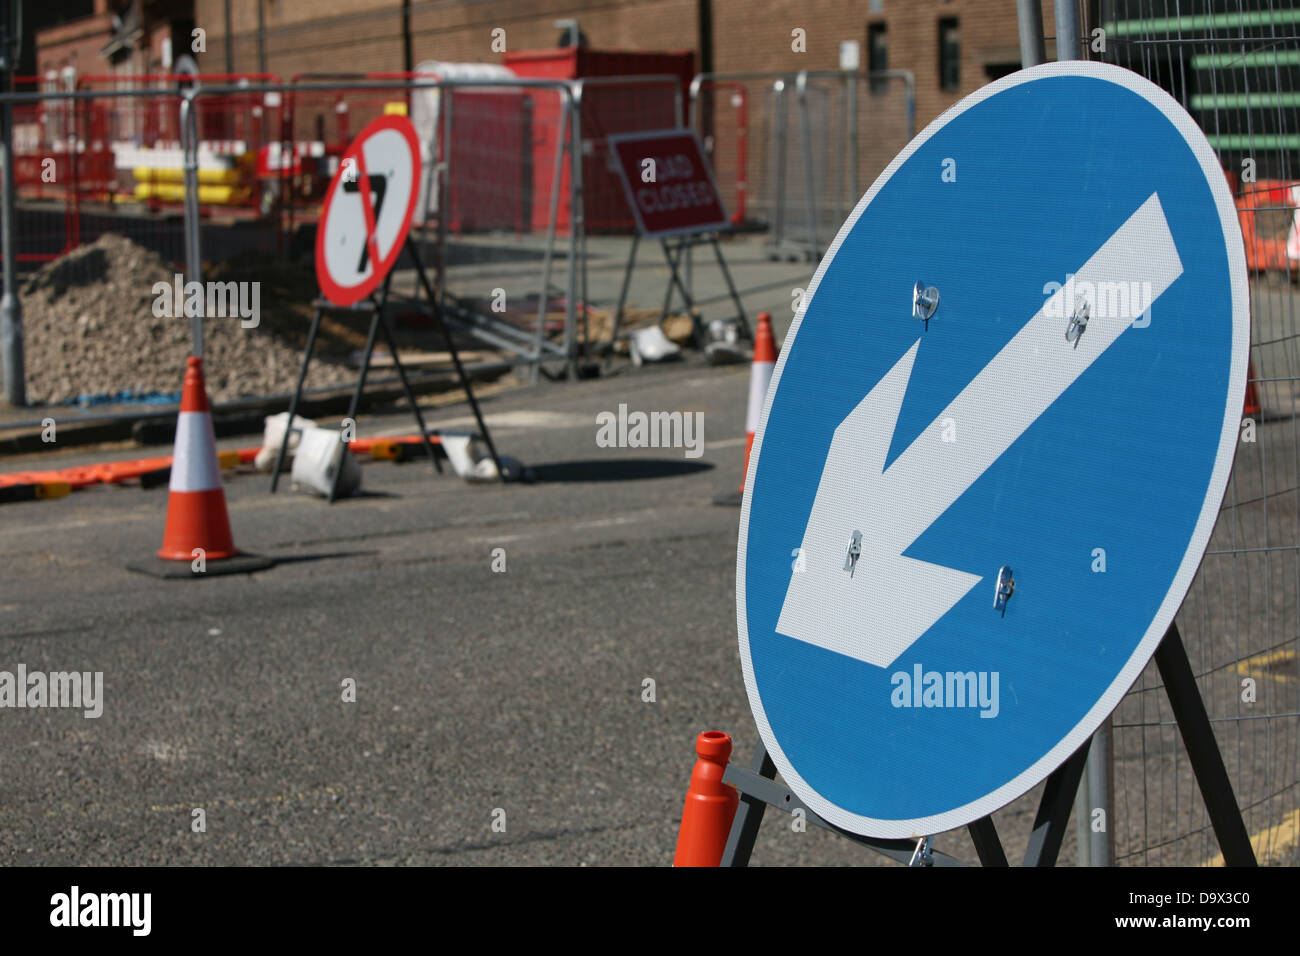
315,115,421,306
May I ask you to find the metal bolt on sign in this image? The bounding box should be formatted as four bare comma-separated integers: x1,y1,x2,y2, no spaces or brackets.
844,529,863,577
1065,298,1089,349
913,281,939,329
908,835,935,867
994,566,1015,616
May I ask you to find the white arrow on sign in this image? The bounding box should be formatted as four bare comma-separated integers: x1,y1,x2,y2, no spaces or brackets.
776,192,1184,669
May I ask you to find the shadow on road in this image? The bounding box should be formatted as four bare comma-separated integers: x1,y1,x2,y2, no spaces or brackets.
528,459,714,483
269,550,382,565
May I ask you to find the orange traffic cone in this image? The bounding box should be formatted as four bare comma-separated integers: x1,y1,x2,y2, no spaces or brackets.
714,313,777,506
1244,358,1262,419
128,357,271,578
159,358,235,559
673,731,739,867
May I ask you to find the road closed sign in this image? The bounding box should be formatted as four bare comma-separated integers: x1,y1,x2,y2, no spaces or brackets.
737,61,1249,838
315,115,421,306
609,129,729,238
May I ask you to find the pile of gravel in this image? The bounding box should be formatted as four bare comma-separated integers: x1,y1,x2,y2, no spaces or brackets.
19,234,356,405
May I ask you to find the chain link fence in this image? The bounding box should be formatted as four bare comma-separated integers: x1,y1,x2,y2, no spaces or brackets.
1093,0,1300,866
690,70,913,261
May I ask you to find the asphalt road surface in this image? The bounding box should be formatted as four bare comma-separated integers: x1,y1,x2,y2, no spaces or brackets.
0,355,1293,866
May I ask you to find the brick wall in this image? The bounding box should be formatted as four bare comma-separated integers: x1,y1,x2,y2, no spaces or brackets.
179,0,1066,228
196,0,699,77
33,12,119,79
193,1,1058,127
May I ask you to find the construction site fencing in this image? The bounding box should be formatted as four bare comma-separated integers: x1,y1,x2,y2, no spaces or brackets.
1080,0,1300,866
2,74,696,380
7,67,912,376
689,69,914,260
10,72,78,263
9,71,285,267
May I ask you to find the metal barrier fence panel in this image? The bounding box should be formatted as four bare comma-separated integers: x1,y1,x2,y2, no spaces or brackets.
10,73,285,270
430,81,577,370
691,71,914,261
575,76,683,233
11,74,77,263
1096,0,1300,866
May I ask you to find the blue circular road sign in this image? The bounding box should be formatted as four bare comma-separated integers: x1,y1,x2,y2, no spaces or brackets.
737,61,1249,838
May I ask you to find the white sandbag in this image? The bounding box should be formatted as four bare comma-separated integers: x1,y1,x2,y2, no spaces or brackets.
253,411,316,472
291,425,362,498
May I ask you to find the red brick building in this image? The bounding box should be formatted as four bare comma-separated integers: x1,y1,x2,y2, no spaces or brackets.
36,2,196,81
39,2,1067,131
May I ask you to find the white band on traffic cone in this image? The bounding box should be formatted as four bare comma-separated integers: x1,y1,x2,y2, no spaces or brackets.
746,360,775,437
170,411,223,493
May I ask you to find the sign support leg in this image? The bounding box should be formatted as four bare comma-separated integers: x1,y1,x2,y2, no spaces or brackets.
659,237,706,348
717,642,1256,868
605,232,641,369
1154,623,1257,866
719,741,970,866
405,236,505,480
270,303,323,493
967,816,1009,866
708,234,752,339
720,746,776,867
373,304,442,478
1022,740,1091,866
329,279,390,503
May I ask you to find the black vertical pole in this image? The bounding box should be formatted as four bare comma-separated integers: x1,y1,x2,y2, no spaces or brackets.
256,0,266,75
224,0,234,74
0,0,24,407
402,0,413,77
696,0,714,144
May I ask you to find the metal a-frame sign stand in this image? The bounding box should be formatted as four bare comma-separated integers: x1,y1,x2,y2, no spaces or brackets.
607,229,752,354
721,623,1257,867
269,235,503,502
605,129,753,360
718,53,1261,871
270,113,501,502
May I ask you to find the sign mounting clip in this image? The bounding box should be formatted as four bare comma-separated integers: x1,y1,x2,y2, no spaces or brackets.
912,281,940,330
908,835,935,866
1066,297,1089,349
994,566,1015,616
844,530,863,577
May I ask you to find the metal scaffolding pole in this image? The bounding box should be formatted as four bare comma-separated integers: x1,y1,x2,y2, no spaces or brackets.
0,0,23,406
1055,0,1083,61
1018,0,1048,68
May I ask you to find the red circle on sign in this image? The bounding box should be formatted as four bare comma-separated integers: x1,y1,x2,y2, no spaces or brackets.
315,114,421,306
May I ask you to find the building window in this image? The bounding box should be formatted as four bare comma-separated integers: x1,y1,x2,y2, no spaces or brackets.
939,17,960,91
868,22,888,94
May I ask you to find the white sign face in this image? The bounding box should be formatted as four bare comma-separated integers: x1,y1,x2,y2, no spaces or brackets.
315,116,420,307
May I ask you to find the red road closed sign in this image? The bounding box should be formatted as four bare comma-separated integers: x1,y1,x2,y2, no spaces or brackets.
608,129,729,239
